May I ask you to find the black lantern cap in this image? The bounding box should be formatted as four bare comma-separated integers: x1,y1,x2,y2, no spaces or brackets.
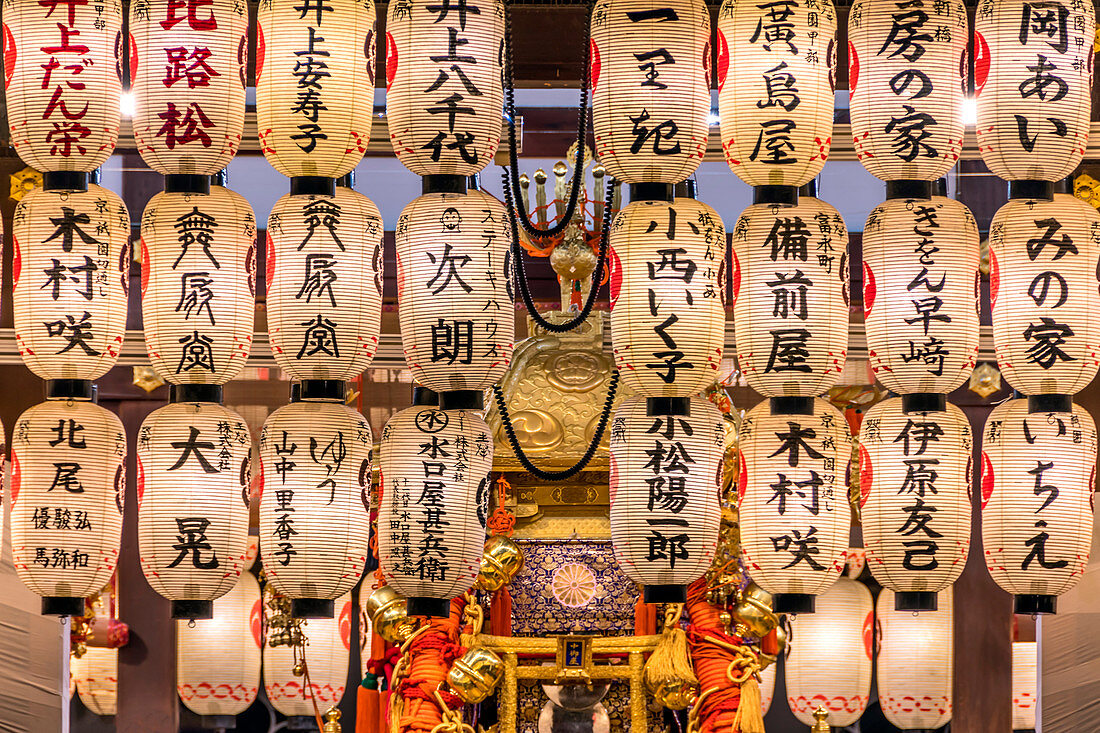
885,179,933,200
291,176,336,197
336,171,355,188
407,596,452,618
171,599,214,620
902,393,947,414
467,174,481,191
290,383,301,403
42,596,86,616
1009,180,1054,201
298,379,348,403
773,593,815,614
170,384,223,404
413,386,441,406
1028,394,1072,414
643,584,687,604
1015,594,1056,615
422,175,467,195
674,179,698,199
45,379,94,401
770,396,814,416
291,598,335,619
934,177,948,197
895,591,938,612
439,390,484,411
1053,177,1072,195
42,171,88,192
646,397,691,417
198,715,236,730
164,174,211,195
211,169,228,187
798,180,817,198
753,185,798,206
630,182,675,202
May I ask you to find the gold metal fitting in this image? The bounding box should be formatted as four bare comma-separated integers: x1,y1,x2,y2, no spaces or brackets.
447,647,505,704
475,535,524,593
365,586,419,644
652,680,698,711
322,707,341,733
812,705,831,733
733,582,779,639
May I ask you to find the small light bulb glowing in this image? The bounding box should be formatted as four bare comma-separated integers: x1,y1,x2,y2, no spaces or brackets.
706,112,721,126
119,92,135,118
961,98,977,126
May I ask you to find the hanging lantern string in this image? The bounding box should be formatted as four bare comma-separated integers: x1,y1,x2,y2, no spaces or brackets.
492,370,619,481
502,0,592,239
502,175,614,334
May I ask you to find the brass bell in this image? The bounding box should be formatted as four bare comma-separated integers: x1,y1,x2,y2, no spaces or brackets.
365,586,419,643
447,647,505,704
733,582,779,639
475,535,524,593
292,661,305,677
652,680,698,711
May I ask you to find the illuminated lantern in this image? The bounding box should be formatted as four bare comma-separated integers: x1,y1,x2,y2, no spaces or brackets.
266,186,384,381
877,587,953,731
385,0,504,176
137,401,251,619
1012,640,1038,730
609,196,725,398
988,193,1100,405
863,189,980,397
177,572,262,717
760,663,776,716
11,400,126,616
731,194,849,407
377,389,491,617
784,576,872,726
848,0,967,181
12,184,130,383
258,400,372,618
72,647,118,716
2,0,122,177
264,593,352,716
975,0,1094,183
590,0,710,185
609,396,723,602
981,398,1096,614
737,397,850,612
859,397,972,609
395,188,512,407
140,184,256,385
129,0,247,175
256,0,376,179
717,0,837,188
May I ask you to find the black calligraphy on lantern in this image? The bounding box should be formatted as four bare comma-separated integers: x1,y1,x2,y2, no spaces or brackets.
1020,418,1070,571
166,516,220,569
642,208,700,384
414,416,453,581
1020,217,1079,370
420,0,482,163
640,414,697,569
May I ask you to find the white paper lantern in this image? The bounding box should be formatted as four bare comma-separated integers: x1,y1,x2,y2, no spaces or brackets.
737,397,850,609
590,0,710,185
717,0,837,187
129,0,247,175
395,191,513,395
975,0,1094,182
1012,640,1038,730
3,0,122,172
256,0,376,178
981,398,1096,613
863,195,980,394
989,194,1100,398
266,188,384,381
876,587,953,730
72,646,118,716
859,397,972,599
378,402,491,616
760,662,776,716
177,572,262,716
138,401,251,617
385,0,504,176
608,198,725,398
11,400,125,614
140,185,256,385
848,0,967,181
264,593,352,716
258,401,372,615
732,195,849,399
12,184,130,382
785,576,873,726
608,397,723,599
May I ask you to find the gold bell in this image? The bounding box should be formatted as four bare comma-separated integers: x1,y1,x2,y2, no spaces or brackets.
322,707,341,733
733,582,779,639
292,661,306,677
365,586,419,643
447,647,505,704
758,622,788,671
475,535,524,593
652,680,698,711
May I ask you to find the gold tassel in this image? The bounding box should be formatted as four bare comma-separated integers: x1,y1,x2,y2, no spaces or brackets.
644,604,699,710
731,674,766,733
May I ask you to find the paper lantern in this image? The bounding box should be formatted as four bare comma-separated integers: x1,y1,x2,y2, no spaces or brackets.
264,593,352,716
863,192,980,396
1012,640,1038,730
266,187,384,381
137,401,251,618
975,0,1094,182
717,0,837,188
590,0,710,185
258,401,372,617
377,399,491,616
385,0,504,176
737,397,850,611
72,646,118,716
859,397,972,604
731,196,849,401
12,184,130,382
129,0,247,175
609,396,723,601
395,190,513,400
2,0,122,173
255,0,376,178
760,662,776,716
10,400,125,615
989,194,1100,400
981,398,1096,614
876,587,953,730
177,572,262,716
848,0,967,181
785,576,872,726
140,185,256,385
608,197,726,398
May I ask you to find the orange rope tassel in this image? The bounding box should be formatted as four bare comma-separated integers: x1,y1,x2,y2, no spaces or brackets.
490,587,513,637
394,597,467,732
634,595,657,636
685,579,745,733
357,684,379,733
